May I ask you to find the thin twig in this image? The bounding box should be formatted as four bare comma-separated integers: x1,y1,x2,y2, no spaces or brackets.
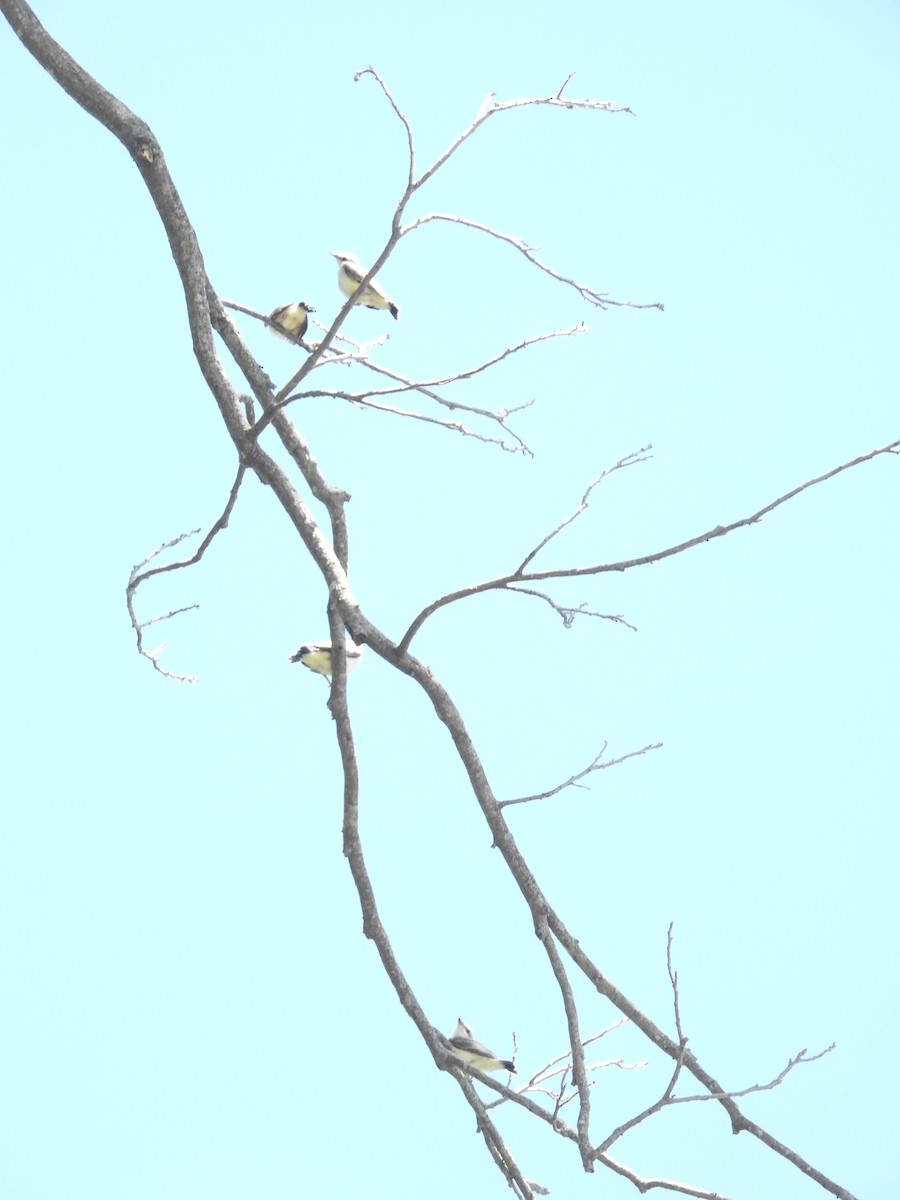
501,743,663,809
354,326,586,396
125,466,246,679
267,387,534,455
520,438,900,585
529,1020,631,1085
395,72,635,196
672,1046,837,1105
591,927,690,1158
517,448,653,572
504,589,638,631
594,1045,687,1158
403,213,664,312
598,1155,734,1200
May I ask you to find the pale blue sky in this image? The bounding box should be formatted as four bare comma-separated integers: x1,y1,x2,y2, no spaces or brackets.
1,2,898,1198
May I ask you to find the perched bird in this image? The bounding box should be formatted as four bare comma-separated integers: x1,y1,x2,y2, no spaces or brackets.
288,639,364,678
331,251,399,319
267,300,315,343
449,1019,516,1074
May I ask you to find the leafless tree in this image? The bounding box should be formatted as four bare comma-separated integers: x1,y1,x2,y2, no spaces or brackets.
4,3,895,1196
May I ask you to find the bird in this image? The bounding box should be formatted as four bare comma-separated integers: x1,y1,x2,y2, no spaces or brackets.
267,300,315,342
288,639,364,677
331,251,399,319
449,1019,517,1074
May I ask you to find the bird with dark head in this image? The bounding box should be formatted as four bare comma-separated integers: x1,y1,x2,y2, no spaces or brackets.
288,639,364,678
267,300,315,343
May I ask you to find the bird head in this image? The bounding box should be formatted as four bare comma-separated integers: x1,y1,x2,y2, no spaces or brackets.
288,644,316,663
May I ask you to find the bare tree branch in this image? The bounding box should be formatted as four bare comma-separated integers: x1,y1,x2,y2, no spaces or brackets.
517,447,654,571
500,743,663,809
228,304,570,453
274,383,536,454
124,467,246,679
353,325,587,396
399,439,899,649
535,915,594,1169
529,1021,637,1082
592,928,689,1158
1,10,870,1196
403,213,665,311
520,438,900,585
501,744,662,811
598,1155,735,1200
505,588,639,631
358,66,637,197
672,1045,837,1105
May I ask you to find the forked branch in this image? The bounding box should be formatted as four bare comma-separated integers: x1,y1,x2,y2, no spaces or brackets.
399,439,899,650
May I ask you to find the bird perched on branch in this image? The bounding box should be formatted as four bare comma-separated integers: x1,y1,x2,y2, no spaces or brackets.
449,1019,517,1074
331,251,399,319
288,639,364,677
267,300,315,342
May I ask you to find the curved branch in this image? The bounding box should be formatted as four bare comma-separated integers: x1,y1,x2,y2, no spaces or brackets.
228,305,568,454
516,448,653,572
354,66,415,191
505,588,638,631
399,439,900,649
500,743,663,809
402,213,664,311
275,391,532,453
400,73,635,195
521,438,900,585
354,325,586,395
124,466,247,680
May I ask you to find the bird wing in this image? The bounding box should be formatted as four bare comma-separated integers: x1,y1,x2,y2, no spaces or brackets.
450,1034,494,1057
340,259,366,287
342,259,392,305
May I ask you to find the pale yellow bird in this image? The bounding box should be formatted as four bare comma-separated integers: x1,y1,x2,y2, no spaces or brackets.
267,300,315,342
449,1019,516,1074
288,639,364,677
331,251,399,319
